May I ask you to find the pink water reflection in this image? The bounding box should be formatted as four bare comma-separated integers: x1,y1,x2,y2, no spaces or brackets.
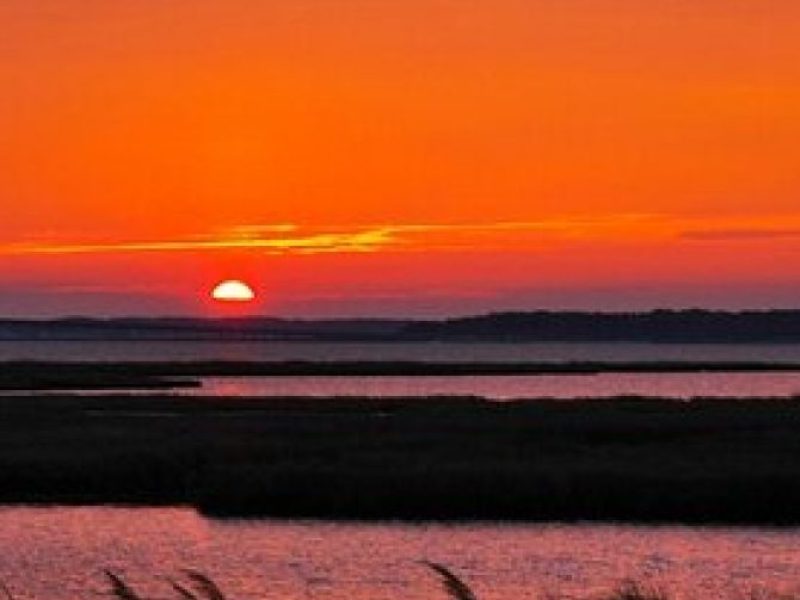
193,372,800,399
1,507,800,600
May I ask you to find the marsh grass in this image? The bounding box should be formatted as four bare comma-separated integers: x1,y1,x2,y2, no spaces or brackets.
601,581,669,600
0,564,789,600
424,563,670,600
424,562,480,600
105,570,232,600
5,394,800,523
105,570,144,600
106,565,655,600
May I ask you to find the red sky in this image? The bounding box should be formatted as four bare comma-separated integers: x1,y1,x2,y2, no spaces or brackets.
1,1,799,316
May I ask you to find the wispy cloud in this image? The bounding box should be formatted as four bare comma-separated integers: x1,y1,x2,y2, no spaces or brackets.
4,213,800,258
0,228,393,256
679,228,800,241
0,215,657,257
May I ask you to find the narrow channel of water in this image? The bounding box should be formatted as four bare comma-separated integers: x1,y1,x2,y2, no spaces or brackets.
188,372,800,399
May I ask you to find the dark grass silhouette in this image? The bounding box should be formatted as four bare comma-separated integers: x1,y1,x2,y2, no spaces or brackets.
4,394,800,523
0,563,792,600
427,561,670,600
96,564,784,600
425,562,481,600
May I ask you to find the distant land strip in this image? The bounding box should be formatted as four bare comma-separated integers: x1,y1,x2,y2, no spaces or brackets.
6,309,800,342
3,360,800,390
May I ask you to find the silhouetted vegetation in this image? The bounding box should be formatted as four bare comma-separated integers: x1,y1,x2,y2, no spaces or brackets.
102,566,673,600
3,393,800,523
0,316,407,342
426,563,670,600
0,365,199,390
402,310,800,342
0,563,789,600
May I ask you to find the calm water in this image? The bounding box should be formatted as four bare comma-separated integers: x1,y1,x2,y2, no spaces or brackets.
3,340,800,363
0,507,799,600
3,341,800,398
192,372,800,399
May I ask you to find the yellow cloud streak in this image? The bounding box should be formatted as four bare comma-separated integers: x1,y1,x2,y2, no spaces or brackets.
0,216,657,257
0,229,393,256
3,214,799,258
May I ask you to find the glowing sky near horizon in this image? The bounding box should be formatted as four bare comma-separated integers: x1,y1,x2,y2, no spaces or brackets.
1,1,799,316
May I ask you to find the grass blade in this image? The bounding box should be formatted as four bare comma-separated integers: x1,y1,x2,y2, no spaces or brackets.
423,561,480,600
105,570,144,600
167,578,200,600
183,570,227,600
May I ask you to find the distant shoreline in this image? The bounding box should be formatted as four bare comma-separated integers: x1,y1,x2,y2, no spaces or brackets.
5,309,800,342
9,338,800,344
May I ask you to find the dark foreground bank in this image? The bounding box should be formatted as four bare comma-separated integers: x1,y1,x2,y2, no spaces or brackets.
2,393,800,524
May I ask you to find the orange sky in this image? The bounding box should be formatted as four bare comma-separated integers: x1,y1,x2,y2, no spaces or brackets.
1,1,799,316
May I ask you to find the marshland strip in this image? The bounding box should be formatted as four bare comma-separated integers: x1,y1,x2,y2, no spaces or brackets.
4,359,800,390
2,389,800,523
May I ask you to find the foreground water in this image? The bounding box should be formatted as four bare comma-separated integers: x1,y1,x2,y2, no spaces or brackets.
1,507,799,600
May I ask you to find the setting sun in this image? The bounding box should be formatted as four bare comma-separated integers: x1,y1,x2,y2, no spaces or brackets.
211,280,256,303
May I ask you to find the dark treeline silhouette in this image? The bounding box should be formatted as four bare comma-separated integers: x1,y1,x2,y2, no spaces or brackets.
0,316,407,341
3,310,800,342
3,393,800,524
401,310,800,342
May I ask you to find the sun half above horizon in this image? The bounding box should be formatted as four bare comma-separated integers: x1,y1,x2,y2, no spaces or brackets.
211,280,256,303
